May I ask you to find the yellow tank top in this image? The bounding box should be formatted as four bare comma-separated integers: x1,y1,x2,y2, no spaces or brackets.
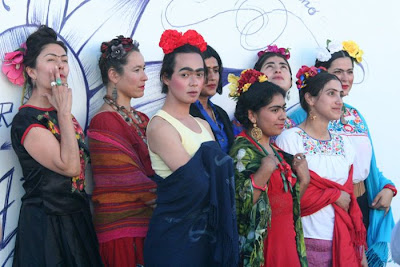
148,109,213,178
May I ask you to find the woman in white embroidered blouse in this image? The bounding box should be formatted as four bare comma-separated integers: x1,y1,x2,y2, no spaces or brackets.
275,66,367,267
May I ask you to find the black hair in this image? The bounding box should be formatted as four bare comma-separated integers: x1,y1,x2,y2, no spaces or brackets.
235,81,286,129
299,71,341,114
24,25,67,94
160,44,206,94
254,52,292,76
98,36,140,86
315,50,354,69
202,45,223,94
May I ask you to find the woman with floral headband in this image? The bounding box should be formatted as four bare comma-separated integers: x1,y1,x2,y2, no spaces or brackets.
144,29,238,266
290,41,397,266
7,25,102,266
229,69,309,267
232,45,295,135
87,36,156,267
189,45,234,153
276,66,367,267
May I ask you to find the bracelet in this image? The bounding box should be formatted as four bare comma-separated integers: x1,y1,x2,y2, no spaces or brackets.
250,174,267,192
383,184,397,197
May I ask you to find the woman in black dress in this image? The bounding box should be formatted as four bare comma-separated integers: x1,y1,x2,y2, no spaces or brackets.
9,25,102,266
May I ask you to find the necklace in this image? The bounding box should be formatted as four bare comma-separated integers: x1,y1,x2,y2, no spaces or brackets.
249,135,294,192
103,95,148,144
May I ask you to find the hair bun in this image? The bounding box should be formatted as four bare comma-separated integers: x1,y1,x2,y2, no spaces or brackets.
26,25,58,49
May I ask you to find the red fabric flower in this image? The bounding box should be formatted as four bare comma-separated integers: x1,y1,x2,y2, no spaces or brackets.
295,65,327,90
257,44,290,59
159,30,184,54
2,44,26,86
159,29,207,54
183,30,207,52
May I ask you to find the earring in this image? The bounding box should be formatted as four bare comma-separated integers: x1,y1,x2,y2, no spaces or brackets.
286,90,291,101
112,87,118,102
251,123,263,141
309,110,317,120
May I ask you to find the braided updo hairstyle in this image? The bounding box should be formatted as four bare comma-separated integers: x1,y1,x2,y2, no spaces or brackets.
235,81,286,129
298,71,340,114
98,36,140,86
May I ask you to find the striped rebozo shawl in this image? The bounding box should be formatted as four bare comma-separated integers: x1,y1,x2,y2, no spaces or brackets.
88,112,156,243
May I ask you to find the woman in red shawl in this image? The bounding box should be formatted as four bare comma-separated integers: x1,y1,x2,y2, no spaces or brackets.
276,66,367,267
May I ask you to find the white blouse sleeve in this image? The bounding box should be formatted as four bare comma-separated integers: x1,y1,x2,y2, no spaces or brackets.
275,128,305,155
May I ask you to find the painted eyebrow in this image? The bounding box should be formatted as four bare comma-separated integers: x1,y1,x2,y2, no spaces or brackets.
268,104,286,109
178,67,205,72
326,88,342,93
333,67,353,71
264,61,289,66
44,53,68,57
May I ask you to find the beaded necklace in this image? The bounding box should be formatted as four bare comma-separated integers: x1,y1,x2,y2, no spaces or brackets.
103,95,148,144
249,135,295,192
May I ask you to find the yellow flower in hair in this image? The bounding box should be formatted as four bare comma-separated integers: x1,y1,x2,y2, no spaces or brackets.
342,40,359,59
258,75,268,83
228,73,240,97
242,83,251,92
355,49,364,63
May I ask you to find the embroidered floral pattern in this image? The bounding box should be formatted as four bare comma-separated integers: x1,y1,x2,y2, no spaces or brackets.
284,117,296,129
37,112,88,192
296,129,345,156
328,107,368,135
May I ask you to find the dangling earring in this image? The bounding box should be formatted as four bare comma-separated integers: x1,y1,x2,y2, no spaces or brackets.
251,122,263,141
112,87,118,102
309,110,317,120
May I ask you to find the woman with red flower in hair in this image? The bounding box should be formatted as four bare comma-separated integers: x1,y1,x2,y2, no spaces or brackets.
229,69,309,267
144,29,238,266
276,66,367,267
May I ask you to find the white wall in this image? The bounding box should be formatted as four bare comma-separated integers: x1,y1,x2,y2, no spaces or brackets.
0,0,399,265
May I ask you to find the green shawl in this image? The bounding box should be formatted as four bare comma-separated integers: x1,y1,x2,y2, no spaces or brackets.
229,136,307,267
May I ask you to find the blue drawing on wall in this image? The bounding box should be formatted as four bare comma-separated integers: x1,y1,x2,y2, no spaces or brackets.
0,168,17,267
0,103,13,129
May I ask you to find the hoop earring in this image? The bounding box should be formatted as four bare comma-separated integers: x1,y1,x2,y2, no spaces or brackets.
251,123,263,141
112,87,118,102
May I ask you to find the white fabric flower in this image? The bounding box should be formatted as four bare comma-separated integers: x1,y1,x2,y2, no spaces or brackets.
327,40,342,53
316,47,331,62
236,149,246,172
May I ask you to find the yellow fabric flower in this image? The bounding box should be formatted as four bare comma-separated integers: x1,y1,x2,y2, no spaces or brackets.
242,83,251,92
355,49,364,63
228,73,240,97
258,75,268,83
342,40,360,58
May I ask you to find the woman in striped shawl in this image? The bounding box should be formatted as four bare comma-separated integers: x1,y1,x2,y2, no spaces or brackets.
88,36,156,267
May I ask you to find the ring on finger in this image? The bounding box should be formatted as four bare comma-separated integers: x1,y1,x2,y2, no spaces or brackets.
296,155,302,160
56,78,62,86
50,81,57,87
62,83,68,87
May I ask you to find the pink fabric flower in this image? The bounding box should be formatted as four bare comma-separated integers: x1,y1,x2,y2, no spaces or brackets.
2,44,26,86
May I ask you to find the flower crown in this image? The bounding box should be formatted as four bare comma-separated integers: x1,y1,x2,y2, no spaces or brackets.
159,29,207,54
296,65,326,90
101,36,138,60
2,42,27,86
257,45,290,60
316,39,363,63
228,69,268,99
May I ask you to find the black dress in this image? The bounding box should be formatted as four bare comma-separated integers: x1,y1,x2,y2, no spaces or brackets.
11,105,103,267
